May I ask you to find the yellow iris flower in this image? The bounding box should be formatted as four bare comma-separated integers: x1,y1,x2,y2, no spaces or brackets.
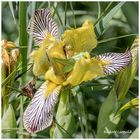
23,8,132,133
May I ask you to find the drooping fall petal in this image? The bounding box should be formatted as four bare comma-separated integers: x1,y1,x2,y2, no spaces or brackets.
96,51,132,75
23,81,62,133
62,20,97,58
27,8,59,45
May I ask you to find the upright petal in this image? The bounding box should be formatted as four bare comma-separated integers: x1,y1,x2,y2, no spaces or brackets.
27,8,59,45
96,51,132,75
62,20,97,58
23,81,62,133
47,41,66,75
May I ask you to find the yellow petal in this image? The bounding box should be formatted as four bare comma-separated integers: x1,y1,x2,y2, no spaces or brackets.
47,40,65,59
62,20,97,58
30,45,49,76
63,54,104,86
47,41,66,75
45,67,64,85
41,33,56,48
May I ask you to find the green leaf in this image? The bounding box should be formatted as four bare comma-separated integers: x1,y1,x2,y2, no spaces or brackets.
98,34,137,44
129,128,138,138
72,85,90,138
52,57,75,65
96,87,121,138
52,3,63,30
95,2,125,38
116,37,138,101
19,2,28,85
116,98,138,116
1,61,6,92
19,2,28,138
2,104,17,138
122,2,138,33
2,62,22,87
97,2,101,19
2,2,8,7
52,89,75,138
62,64,74,73
8,2,17,25
52,57,75,74
69,2,76,28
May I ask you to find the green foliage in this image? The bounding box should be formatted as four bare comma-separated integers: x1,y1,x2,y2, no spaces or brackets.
52,57,75,74
52,89,76,138
116,98,138,116
2,105,17,138
95,2,125,37
97,87,121,138
19,2,28,84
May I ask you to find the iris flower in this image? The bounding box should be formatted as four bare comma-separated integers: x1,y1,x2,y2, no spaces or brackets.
23,9,131,133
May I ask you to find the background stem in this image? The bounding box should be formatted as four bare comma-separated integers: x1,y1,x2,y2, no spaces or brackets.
19,2,28,138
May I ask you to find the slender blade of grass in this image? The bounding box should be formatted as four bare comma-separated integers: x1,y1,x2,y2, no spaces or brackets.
98,34,138,44
8,2,17,26
95,2,125,38
69,2,76,28
19,2,28,84
97,2,101,19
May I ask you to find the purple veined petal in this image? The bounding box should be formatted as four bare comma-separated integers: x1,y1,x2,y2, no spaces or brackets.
27,8,59,45
23,81,61,133
96,51,132,75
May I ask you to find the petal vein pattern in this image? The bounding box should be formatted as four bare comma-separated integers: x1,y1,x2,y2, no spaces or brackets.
97,51,132,75
27,9,58,45
23,81,61,133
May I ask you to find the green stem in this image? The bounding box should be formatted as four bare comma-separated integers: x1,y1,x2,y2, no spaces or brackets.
98,34,138,44
64,2,67,27
75,94,85,138
82,92,89,138
1,62,8,114
52,4,63,29
54,120,73,138
97,2,101,19
94,2,113,26
19,2,28,85
19,2,28,138
69,2,76,28
53,88,75,138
